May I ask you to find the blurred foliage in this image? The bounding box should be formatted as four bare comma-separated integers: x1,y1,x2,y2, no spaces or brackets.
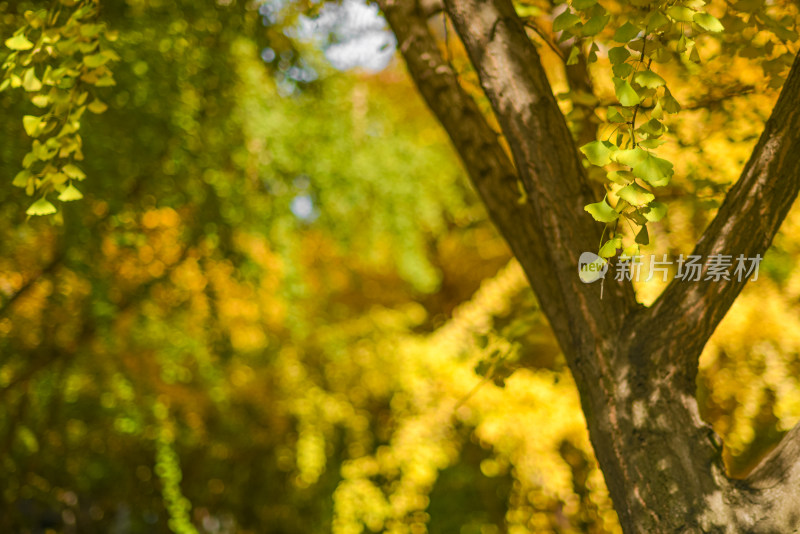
1,0,799,533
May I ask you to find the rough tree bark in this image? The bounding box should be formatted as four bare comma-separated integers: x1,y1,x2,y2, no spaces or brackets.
375,0,800,531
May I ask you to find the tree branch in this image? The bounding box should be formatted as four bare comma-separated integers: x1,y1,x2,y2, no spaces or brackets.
441,0,636,358
730,422,800,532
641,52,800,375
376,0,633,358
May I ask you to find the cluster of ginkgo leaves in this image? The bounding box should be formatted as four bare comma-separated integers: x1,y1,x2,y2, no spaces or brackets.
552,0,733,258
555,0,798,260
2,0,117,218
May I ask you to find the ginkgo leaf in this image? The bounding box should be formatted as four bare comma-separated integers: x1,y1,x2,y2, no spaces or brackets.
638,118,665,136
585,199,620,222
13,170,32,187
661,91,681,113
95,74,116,87
634,153,674,187
613,78,640,106
646,10,670,32
608,46,631,65
580,140,613,166
627,210,648,225
26,198,57,216
22,69,42,92
566,45,580,65
643,201,668,222
612,147,648,167
634,70,666,89
62,164,87,180
5,34,34,50
58,184,84,201
88,99,108,113
613,63,634,78
635,225,650,245
667,6,695,22
22,115,42,137
607,107,626,123
694,12,724,32
83,53,110,68
599,237,622,258
31,95,50,108
583,15,610,36
553,11,581,32
618,183,655,205
607,170,635,184
639,138,667,149
614,22,640,42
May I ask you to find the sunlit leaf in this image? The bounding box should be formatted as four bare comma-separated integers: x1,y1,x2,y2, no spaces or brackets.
694,12,724,32
554,11,581,32
5,34,34,50
585,199,620,222
613,78,640,106
26,198,57,216
618,183,655,205
58,184,84,201
614,21,640,42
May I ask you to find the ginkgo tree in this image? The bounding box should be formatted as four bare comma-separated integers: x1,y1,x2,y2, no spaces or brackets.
4,0,800,532
373,0,800,531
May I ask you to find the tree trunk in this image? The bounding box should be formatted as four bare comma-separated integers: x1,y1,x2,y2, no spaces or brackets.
375,0,800,531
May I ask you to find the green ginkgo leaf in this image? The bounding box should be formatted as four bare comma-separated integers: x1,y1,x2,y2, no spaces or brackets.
554,11,581,32
634,153,674,187
22,69,42,92
667,6,695,22
614,22,640,42
618,183,655,205
13,169,32,187
634,70,666,89
661,91,682,113
612,147,648,167
635,225,650,245
26,198,57,216
5,34,34,50
608,46,631,65
88,99,108,113
83,53,110,68
22,115,42,137
566,45,580,65
583,15,610,36
580,140,613,166
58,184,84,201
689,45,702,62
613,78,640,106
643,201,668,222
62,164,87,180
31,95,50,107
607,170,635,184
599,237,622,258
613,63,634,78
694,12,724,32
639,138,667,149
646,10,670,32
585,199,620,222
606,107,626,123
